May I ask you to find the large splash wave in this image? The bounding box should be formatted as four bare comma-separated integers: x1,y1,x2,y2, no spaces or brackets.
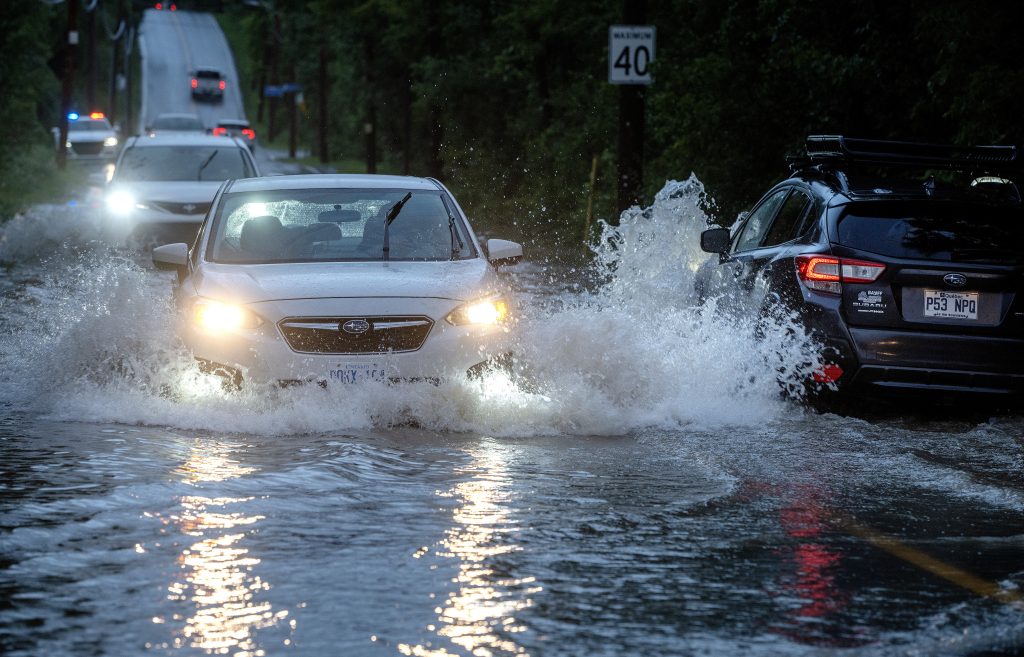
0,179,821,435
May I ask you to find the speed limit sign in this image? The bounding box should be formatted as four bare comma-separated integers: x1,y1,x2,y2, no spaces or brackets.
608,25,656,85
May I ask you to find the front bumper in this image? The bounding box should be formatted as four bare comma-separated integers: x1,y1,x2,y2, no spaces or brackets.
182,297,514,384
104,210,203,247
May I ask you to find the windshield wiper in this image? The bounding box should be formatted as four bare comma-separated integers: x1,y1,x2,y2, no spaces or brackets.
382,192,413,261
447,212,464,260
196,150,218,180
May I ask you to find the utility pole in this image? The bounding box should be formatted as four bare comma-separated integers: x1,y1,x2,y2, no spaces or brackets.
288,65,297,158
318,34,328,163
364,35,376,174
57,0,80,170
85,0,97,110
614,0,650,218
108,0,124,125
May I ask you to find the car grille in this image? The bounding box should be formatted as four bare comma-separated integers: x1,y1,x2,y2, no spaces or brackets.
71,142,104,155
279,316,433,354
149,201,211,216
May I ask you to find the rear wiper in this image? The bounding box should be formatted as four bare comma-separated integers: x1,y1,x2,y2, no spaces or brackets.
196,150,218,180
382,192,413,262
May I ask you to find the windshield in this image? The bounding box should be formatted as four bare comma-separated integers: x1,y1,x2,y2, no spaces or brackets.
69,119,111,132
115,146,255,182
207,188,476,263
837,203,1024,263
151,116,203,131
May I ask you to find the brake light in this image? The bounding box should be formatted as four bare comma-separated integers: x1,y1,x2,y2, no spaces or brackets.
795,254,885,294
241,128,255,139
89,111,104,119
155,2,162,9
219,80,226,90
191,78,198,89
170,3,176,9
212,127,227,136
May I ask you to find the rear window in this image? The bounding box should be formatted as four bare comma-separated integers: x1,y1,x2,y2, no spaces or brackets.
195,70,221,79
837,203,1024,263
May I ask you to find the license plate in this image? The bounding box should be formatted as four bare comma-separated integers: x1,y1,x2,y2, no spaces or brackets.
923,289,978,320
327,363,387,384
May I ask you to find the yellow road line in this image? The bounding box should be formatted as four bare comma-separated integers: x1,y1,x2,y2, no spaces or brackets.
836,515,1024,611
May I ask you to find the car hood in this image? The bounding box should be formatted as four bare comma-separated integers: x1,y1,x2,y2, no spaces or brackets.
193,259,500,304
110,181,223,202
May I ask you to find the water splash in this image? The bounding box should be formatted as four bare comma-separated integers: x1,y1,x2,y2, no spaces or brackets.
0,178,822,435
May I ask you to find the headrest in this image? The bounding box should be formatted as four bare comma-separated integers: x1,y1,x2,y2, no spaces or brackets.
240,215,284,255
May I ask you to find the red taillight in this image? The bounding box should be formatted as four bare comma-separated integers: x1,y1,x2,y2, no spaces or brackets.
155,2,162,9
241,128,255,139
170,3,176,9
191,78,198,88
212,127,227,136
219,80,226,90
812,363,844,384
795,254,884,294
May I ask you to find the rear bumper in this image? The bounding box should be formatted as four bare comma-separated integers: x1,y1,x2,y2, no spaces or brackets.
843,327,1024,402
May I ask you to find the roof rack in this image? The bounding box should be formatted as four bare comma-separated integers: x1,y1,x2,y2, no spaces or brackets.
800,135,1019,173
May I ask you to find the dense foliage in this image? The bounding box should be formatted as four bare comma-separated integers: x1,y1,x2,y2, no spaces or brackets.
3,1,1023,234
229,0,1024,245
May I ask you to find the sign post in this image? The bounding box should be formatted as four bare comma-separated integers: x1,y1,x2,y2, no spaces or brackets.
609,24,655,218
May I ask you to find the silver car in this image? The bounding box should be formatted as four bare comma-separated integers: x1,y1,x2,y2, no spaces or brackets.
105,134,259,246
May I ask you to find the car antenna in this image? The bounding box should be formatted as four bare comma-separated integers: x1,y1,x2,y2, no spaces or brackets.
382,192,413,262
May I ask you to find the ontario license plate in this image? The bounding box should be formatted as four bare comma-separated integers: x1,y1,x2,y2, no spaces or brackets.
923,289,978,320
327,364,387,383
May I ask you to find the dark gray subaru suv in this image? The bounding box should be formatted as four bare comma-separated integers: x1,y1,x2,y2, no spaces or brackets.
696,135,1024,409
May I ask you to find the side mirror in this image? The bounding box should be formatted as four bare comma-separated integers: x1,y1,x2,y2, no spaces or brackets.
486,239,523,267
153,242,189,271
700,228,731,254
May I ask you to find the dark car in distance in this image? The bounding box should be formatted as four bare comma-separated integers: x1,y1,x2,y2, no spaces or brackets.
696,135,1024,410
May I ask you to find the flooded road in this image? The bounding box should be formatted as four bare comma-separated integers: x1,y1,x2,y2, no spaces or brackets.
1,183,1023,656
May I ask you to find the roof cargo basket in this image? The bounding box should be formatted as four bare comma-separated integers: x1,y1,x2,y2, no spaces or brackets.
803,135,1019,173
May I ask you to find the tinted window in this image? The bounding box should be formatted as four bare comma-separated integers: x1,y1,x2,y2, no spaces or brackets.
837,203,1024,263
115,146,255,182
734,190,787,252
195,70,221,79
207,189,476,263
763,191,811,247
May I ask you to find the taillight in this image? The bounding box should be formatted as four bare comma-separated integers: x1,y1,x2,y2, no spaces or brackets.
241,128,255,139
170,3,176,9
212,127,227,136
219,80,226,90
155,2,162,9
191,78,198,88
795,254,885,294
812,363,844,383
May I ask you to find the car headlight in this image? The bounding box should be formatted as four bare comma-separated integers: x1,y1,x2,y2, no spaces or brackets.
104,136,118,147
105,190,137,215
193,299,263,332
446,295,510,326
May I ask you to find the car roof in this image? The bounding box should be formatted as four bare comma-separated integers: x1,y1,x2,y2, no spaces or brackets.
227,174,442,193
130,134,244,148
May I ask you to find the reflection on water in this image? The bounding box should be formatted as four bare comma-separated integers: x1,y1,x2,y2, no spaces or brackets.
401,442,540,656
158,443,289,655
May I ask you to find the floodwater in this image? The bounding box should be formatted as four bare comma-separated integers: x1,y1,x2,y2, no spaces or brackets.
1,180,1022,656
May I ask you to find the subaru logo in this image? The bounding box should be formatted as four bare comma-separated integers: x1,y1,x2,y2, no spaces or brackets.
341,319,371,334
943,273,968,287
182,203,197,213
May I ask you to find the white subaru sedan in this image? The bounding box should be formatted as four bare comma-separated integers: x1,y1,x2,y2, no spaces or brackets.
152,174,523,386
